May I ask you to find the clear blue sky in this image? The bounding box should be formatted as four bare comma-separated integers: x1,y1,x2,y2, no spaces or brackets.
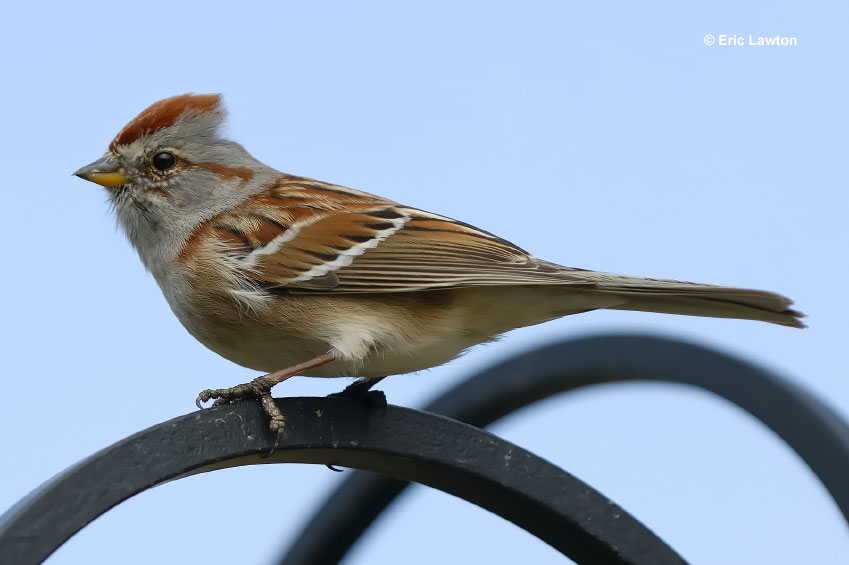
1,1,847,563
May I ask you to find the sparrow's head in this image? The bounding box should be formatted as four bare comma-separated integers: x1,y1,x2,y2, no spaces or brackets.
75,94,270,264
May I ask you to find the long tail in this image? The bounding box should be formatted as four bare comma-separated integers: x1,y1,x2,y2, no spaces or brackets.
583,273,805,328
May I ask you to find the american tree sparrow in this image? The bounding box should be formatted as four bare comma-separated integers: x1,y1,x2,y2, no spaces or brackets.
75,94,804,431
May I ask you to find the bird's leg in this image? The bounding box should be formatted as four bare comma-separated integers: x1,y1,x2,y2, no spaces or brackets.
196,351,335,432
328,376,388,413
332,376,387,398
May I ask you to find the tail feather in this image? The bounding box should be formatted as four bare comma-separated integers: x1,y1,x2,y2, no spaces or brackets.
586,276,805,328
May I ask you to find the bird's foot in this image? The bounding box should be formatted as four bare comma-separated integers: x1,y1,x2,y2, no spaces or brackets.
196,352,336,433
196,375,287,432
328,377,388,411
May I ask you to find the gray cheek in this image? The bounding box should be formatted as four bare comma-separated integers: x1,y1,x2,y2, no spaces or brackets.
173,170,216,207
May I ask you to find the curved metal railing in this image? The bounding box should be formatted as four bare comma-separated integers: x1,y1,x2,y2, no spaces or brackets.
279,334,849,564
0,397,685,565
1,334,845,565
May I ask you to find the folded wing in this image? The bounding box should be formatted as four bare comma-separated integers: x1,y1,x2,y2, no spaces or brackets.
211,177,804,327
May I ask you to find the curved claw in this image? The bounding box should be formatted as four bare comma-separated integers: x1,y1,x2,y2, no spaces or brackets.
195,392,210,410
196,389,238,410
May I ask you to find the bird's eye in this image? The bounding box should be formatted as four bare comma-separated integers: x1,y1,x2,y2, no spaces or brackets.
151,151,177,171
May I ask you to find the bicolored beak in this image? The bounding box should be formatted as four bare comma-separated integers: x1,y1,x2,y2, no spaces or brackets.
74,155,127,188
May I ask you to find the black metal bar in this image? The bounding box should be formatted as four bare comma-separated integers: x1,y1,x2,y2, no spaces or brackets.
279,334,849,564
0,395,687,565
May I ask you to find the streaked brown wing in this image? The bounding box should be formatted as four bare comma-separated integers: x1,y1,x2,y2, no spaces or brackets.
212,176,592,293
246,206,412,290
321,208,592,292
